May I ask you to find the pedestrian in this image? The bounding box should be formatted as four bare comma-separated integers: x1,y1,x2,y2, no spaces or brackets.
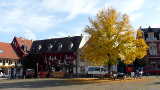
139,70,143,78
112,71,117,80
131,72,135,79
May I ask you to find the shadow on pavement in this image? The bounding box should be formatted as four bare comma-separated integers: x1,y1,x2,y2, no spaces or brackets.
153,82,160,85
0,79,92,89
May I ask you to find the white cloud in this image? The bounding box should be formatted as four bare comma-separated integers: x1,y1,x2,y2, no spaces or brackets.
105,0,144,26
0,0,101,35
0,0,59,34
129,13,143,22
42,0,101,20
48,31,81,39
48,32,73,39
151,24,160,28
47,26,85,39
23,30,37,40
122,0,144,13
105,0,144,14
0,0,147,42
2,8,57,32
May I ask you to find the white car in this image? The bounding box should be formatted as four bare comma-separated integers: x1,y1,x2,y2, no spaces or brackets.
87,66,108,77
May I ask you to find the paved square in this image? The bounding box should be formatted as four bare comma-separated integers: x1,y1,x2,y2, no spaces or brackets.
0,77,160,90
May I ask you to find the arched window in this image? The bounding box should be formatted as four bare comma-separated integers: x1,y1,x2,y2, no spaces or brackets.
68,41,74,50
38,45,42,50
48,43,53,50
57,42,63,51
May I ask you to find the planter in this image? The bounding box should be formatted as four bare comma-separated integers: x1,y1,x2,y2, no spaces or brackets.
38,72,48,78
52,72,65,78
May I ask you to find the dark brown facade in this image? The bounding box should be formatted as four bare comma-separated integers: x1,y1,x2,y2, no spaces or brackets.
141,27,160,74
0,36,82,78
26,36,82,77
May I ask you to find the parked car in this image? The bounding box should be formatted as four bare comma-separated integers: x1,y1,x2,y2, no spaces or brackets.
117,73,126,79
87,66,108,77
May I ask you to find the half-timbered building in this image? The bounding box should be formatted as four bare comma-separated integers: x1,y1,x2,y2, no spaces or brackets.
26,36,82,77
11,37,32,78
0,42,19,77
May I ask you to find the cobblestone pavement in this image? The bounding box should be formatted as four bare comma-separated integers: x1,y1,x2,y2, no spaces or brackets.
0,77,160,90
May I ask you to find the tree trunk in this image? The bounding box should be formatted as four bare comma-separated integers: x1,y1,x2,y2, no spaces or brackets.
107,54,112,77
108,63,111,77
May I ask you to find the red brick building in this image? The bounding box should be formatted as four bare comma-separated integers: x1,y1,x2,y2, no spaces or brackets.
141,27,160,74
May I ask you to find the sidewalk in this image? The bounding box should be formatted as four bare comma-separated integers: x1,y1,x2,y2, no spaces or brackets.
67,77,153,83
0,76,155,84
0,78,7,80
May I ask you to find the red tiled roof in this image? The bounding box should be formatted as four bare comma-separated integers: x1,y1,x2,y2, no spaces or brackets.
0,42,19,60
15,37,32,50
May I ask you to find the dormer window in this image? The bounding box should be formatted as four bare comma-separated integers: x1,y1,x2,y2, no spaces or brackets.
12,41,16,46
38,45,42,50
57,42,63,51
68,41,74,50
48,43,53,50
21,45,25,50
25,46,29,52
0,50,4,54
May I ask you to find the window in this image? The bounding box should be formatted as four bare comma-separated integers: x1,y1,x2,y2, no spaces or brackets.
12,41,17,47
57,42,63,51
68,41,74,50
3,61,5,65
147,32,156,40
38,45,42,50
149,43,157,55
0,50,4,54
48,43,53,50
14,41,17,47
18,60,21,64
9,60,12,65
21,45,25,50
159,34,160,40
54,56,57,60
6,60,8,63
25,46,29,52
49,56,52,60
88,67,100,71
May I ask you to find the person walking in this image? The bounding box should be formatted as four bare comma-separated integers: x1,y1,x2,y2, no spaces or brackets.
131,72,135,79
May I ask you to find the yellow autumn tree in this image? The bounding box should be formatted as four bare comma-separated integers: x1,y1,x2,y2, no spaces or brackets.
82,8,148,72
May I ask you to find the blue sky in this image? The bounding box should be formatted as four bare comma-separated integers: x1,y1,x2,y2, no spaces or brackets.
0,0,160,42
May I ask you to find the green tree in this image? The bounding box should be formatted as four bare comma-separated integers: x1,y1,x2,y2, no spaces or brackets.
82,8,148,73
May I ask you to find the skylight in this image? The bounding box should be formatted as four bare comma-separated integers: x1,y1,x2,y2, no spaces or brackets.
0,50,4,53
